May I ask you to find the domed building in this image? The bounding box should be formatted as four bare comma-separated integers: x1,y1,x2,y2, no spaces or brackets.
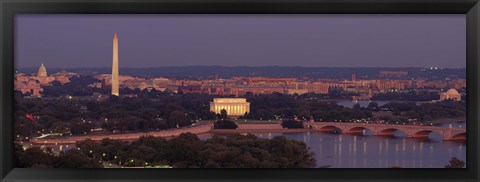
14,64,78,97
38,63,47,77
440,88,461,101
36,63,55,85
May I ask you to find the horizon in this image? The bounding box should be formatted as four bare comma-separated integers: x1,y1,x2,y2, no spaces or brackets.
16,65,467,70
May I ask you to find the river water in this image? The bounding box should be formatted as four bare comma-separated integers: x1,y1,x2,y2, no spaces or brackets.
317,100,466,168
198,131,466,168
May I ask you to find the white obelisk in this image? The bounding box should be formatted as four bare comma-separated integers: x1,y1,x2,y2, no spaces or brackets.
111,33,119,96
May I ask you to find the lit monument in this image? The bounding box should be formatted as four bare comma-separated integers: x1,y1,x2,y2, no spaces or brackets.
38,63,47,77
111,33,119,96
210,98,250,117
440,88,461,101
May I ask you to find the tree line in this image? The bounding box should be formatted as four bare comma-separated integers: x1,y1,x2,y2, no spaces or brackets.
15,85,464,138
378,100,465,122
15,133,316,168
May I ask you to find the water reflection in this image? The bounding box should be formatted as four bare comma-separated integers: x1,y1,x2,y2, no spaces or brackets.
213,132,466,168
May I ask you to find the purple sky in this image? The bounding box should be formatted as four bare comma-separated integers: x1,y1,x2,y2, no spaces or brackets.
15,15,465,68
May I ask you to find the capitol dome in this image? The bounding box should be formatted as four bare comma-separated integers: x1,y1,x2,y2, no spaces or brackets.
38,63,47,77
445,89,460,96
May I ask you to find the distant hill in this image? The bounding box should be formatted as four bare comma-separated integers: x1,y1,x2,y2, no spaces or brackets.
17,66,466,80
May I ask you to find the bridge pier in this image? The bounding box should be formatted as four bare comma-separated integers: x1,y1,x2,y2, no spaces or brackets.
344,127,362,134
373,128,396,137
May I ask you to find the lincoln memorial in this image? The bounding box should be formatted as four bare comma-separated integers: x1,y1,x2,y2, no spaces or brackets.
210,98,250,116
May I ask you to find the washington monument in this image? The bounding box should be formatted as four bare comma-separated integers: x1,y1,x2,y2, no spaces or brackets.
112,33,119,96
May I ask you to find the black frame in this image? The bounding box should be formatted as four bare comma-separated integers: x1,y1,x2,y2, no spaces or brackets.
1,0,479,181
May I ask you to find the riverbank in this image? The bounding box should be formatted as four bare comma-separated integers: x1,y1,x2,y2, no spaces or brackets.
29,122,303,145
29,119,466,146
211,128,309,134
30,123,214,145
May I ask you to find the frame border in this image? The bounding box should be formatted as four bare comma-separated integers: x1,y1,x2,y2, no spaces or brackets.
1,0,479,181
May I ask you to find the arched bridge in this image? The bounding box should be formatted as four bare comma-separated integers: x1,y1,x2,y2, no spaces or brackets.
305,122,466,141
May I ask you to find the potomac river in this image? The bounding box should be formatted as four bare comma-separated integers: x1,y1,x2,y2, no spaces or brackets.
198,126,466,168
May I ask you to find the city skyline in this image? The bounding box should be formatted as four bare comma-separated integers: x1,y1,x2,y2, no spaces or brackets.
13,15,467,169
16,15,465,68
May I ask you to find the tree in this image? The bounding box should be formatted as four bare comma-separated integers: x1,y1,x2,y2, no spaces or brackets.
445,157,465,168
268,136,316,168
367,102,379,111
214,120,238,129
19,147,53,168
219,109,228,119
70,120,95,135
51,121,67,133
16,133,317,168
14,143,25,167
77,139,102,158
422,115,433,121
353,103,361,110
281,119,304,129
164,133,205,167
168,110,192,128
55,149,103,168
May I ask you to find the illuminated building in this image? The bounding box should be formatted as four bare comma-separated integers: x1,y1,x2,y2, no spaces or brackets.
210,98,250,116
233,77,296,87
448,79,466,90
178,85,209,94
305,82,330,94
375,80,412,91
14,78,43,97
14,64,79,97
112,33,119,96
413,80,448,89
440,89,461,101
35,64,55,85
285,89,309,95
38,63,47,77
228,86,284,96
51,71,77,84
